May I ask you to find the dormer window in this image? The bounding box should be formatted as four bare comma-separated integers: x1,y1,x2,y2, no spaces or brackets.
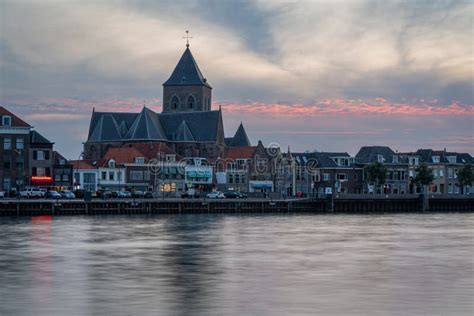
135,157,145,164
432,156,440,163
2,116,11,126
187,95,195,109
166,154,176,162
392,155,399,164
377,155,385,163
447,156,457,163
108,159,116,168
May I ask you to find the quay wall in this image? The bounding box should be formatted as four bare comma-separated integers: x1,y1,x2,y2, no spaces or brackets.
0,197,472,216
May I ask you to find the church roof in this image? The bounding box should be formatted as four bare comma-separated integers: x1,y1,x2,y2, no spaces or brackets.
86,109,221,143
88,114,122,142
124,107,167,141
159,110,220,142
163,47,212,88
174,120,195,142
226,123,251,147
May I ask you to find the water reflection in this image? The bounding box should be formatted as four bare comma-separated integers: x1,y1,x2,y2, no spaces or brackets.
0,214,473,315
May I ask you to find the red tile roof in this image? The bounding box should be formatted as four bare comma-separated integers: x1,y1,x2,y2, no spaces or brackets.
103,146,145,164
0,106,31,128
224,146,257,159
121,142,181,160
70,160,97,170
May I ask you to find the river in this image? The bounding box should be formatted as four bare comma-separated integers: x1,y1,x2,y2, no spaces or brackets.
0,213,472,315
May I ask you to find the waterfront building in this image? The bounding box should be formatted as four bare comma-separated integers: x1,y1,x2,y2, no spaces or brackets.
0,106,30,193
71,160,99,192
53,151,73,190
29,130,54,188
356,146,409,194
84,44,251,162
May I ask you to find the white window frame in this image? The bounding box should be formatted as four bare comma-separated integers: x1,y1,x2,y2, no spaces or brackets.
2,116,11,126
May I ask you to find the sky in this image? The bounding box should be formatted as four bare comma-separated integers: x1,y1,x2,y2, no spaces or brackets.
0,0,472,159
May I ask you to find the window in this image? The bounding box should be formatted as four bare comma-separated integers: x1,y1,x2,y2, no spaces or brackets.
171,96,179,110
55,174,61,181
16,158,24,170
74,173,80,184
228,174,234,184
377,155,384,163
409,157,419,165
337,173,347,180
117,171,122,182
439,169,444,177
187,95,195,109
101,171,107,180
432,156,440,163
235,174,240,184
241,175,246,184
323,173,330,181
448,183,453,194
392,156,399,164
109,171,114,181
144,171,151,181
3,155,11,169
447,156,457,163
4,138,11,150
2,116,11,126
448,168,453,178
166,155,176,162
36,167,46,177
130,171,144,181
63,174,69,181
108,159,115,168
16,138,24,150
35,150,45,160
135,157,145,164
3,177,11,191
433,168,438,178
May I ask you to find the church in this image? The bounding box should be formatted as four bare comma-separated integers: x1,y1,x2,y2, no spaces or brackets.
83,43,251,160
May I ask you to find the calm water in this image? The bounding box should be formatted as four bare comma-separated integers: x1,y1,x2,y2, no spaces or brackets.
0,213,473,316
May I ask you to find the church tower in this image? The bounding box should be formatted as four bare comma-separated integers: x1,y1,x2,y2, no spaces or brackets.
162,42,212,113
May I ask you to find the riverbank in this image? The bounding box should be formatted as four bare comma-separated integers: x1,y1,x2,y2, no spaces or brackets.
0,196,472,216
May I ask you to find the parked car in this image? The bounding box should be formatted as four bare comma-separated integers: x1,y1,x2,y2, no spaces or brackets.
132,190,144,198
144,192,154,199
19,187,43,198
0,191,4,198
112,191,128,198
238,192,248,199
206,191,225,199
181,189,200,199
224,191,241,199
59,190,76,199
45,190,62,199
123,191,132,198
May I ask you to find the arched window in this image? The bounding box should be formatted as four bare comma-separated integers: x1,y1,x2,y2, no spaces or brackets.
187,95,195,109
171,96,179,110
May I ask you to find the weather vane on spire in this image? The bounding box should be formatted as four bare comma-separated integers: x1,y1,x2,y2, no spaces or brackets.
183,30,192,48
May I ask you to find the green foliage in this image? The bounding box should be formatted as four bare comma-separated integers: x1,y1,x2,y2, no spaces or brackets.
457,164,473,191
364,162,387,186
414,163,434,186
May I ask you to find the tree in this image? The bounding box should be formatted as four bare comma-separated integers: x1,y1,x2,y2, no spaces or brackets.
414,163,434,193
457,164,473,194
364,162,387,194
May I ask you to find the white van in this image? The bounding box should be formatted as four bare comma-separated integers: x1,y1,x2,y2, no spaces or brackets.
19,188,44,198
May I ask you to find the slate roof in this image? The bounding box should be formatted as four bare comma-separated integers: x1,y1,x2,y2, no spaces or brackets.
174,120,195,142
159,110,220,142
70,160,97,170
355,146,396,164
30,130,53,144
225,123,251,147
86,108,221,143
124,107,167,141
163,47,212,88
414,149,474,164
0,106,31,128
89,114,122,142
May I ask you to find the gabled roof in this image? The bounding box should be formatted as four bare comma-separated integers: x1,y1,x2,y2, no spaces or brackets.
30,130,53,144
163,47,212,88
224,146,257,159
355,146,396,164
87,111,137,141
103,146,145,164
227,123,251,147
160,110,220,142
89,114,122,142
125,107,167,141
70,160,97,170
174,120,195,142
120,142,182,161
0,106,31,128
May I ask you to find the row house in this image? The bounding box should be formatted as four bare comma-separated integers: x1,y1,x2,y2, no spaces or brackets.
216,141,276,193
0,106,72,194
292,152,363,196
356,146,409,194
406,149,473,194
